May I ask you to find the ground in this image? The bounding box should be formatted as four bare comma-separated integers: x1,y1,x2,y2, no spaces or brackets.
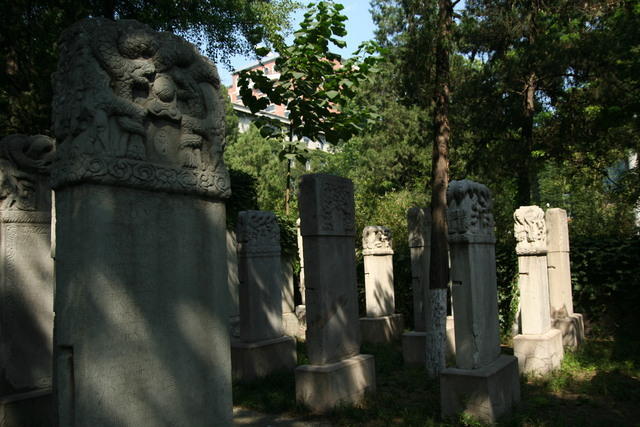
233,338,640,426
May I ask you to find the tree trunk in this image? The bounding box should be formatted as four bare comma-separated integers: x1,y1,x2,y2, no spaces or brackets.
517,72,537,207
426,0,453,378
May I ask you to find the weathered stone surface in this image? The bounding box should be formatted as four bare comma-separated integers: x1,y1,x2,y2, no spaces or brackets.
514,328,564,376
442,180,519,422
52,19,232,426
51,18,230,200
546,208,584,347
447,180,501,370
231,336,296,382
298,174,360,365
237,211,283,343
363,226,395,318
295,354,375,413
514,205,546,255
407,207,431,332
440,355,521,424
296,218,306,306
0,134,54,395
360,314,404,345
227,230,240,337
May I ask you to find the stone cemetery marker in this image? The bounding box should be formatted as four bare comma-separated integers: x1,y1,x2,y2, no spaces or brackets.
359,226,404,344
231,211,296,380
51,18,232,426
513,206,564,375
295,173,375,412
227,230,241,338
440,180,520,423
545,208,584,347
402,208,455,366
0,135,55,421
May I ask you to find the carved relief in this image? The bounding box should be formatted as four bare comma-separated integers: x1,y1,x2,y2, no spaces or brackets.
51,18,229,199
319,178,355,235
0,135,54,212
236,211,280,255
362,226,393,255
447,179,495,243
407,207,431,248
514,205,547,255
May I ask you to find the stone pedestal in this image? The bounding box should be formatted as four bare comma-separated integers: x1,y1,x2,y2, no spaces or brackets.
441,355,521,424
402,316,455,366
360,226,403,344
546,208,585,348
231,336,297,381
295,354,375,413
52,19,233,426
360,314,404,345
295,174,375,412
441,180,520,423
513,328,563,375
231,211,297,381
0,388,54,427
513,206,564,376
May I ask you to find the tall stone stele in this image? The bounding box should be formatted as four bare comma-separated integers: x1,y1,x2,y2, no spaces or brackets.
231,210,296,381
0,135,55,423
545,208,584,347
359,226,404,344
513,206,564,376
51,18,233,426
295,174,376,412
401,207,456,366
440,180,520,423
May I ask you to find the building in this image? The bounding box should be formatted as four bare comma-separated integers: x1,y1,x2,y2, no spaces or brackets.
227,54,328,152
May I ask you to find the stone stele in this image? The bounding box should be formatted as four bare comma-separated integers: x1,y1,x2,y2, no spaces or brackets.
513,206,563,376
360,226,404,344
440,180,520,424
51,18,232,426
0,135,55,404
295,174,375,412
231,210,296,381
545,208,584,348
402,207,455,366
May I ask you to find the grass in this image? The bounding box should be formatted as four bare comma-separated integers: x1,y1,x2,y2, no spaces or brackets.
232,337,640,426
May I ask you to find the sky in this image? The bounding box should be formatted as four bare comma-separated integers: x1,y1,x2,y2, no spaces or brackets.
216,0,376,86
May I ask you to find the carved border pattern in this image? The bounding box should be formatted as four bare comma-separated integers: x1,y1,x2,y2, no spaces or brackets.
51,154,231,199
447,179,496,244
237,211,280,256
0,211,51,224
318,179,355,235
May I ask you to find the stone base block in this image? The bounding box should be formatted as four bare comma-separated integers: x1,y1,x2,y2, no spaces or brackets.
295,354,376,413
401,318,456,366
514,328,564,376
360,314,404,344
0,389,53,427
552,313,585,348
231,335,297,382
440,355,521,423
282,312,302,338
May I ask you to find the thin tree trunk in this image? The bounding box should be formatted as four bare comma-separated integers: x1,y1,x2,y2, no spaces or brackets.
426,0,453,378
517,72,536,207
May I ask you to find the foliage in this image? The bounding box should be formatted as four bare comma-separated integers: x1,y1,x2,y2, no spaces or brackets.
0,0,298,136
226,168,259,231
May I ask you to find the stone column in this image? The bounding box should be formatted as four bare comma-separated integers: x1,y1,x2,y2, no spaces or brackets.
0,135,55,422
359,226,404,344
227,230,241,338
402,208,456,366
231,211,296,381
513,206,564,376
51,18,232,426
281,257,301,337
440,180,520,423
295,174,375,412
546,208,584,348
294,218,307,336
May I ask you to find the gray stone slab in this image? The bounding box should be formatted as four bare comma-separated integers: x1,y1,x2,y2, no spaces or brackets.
440,354,521,423
298,174,360,365
295,354,375,413
0,134,54,395
553,313,585,348
448,180,501,371
51,18,232,426
407,207,431,332
363,226,395,317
